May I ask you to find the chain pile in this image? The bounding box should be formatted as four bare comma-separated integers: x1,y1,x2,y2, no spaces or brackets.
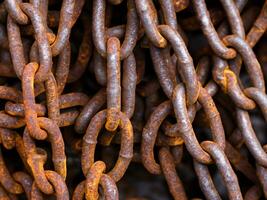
0,0,267,199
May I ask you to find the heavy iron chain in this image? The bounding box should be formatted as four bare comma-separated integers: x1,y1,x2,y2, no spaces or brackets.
0,0,266,199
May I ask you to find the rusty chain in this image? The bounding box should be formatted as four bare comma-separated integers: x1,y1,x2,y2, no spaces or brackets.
0,0,266,199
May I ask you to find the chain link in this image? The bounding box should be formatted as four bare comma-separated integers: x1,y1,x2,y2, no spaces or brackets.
0,0,267,199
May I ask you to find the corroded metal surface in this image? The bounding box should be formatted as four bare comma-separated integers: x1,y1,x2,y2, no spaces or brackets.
0,0,267,199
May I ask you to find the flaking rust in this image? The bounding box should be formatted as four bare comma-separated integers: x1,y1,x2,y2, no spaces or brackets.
0,0,267,199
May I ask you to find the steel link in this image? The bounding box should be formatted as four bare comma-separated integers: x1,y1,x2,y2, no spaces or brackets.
1,0,267,199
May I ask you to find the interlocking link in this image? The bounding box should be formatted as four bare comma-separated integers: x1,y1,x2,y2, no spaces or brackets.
1,0,267,199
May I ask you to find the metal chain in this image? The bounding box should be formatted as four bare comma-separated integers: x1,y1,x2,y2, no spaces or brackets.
0,0,267,199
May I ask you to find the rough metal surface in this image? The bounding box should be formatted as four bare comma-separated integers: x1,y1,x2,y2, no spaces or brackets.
0,0,267,199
